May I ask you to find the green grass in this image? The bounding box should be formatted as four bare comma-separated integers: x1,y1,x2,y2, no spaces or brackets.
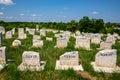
0,29,120,80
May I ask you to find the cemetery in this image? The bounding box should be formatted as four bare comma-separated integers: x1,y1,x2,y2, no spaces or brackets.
0,25,120,80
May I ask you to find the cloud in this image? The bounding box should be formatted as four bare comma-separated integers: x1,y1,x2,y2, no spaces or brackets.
92,11,99,15
20,13,24,16
0,0,15,5
0,12,4,15
32,14,36,17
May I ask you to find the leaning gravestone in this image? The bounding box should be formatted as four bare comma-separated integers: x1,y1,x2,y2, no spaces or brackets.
18,51,45,71
75,36,90,50
55,51,83,71
0,46,6,71
91,49,120,73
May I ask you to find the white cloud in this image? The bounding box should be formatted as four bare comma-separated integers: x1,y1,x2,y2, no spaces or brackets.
92,11,99,15
32,14,36,17
0,0,15,5
0,12,4,15
20,13,24,16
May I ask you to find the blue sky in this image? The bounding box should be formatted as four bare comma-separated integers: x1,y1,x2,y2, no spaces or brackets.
0,0,120,22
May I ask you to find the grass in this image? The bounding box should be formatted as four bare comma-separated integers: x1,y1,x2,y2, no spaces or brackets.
0,29,120,80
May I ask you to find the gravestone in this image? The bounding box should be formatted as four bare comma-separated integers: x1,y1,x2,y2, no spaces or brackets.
75,36,90,50
91,49,120,73
18,28,27,39
55,51,83,71
18,51,45,71
100,41,112,50
33,35,41,40
5,31,12,39
0,46,6,71
32,39,43,48
11,28,15,35
75,31,81,36
91,34,101,44
12,40,21,47
27,28,35,35
46,37,53,41
0,26,5,34
0,47,6,65
40,29,46,36
106,35,116,45
56,38,68,48
36,25,39,31
0,32,2,46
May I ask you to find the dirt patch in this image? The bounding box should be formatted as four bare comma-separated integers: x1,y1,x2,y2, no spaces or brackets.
77,71,97,80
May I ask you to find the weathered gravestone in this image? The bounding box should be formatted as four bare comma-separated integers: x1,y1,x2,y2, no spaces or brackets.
75,36,90,50
100,41,112,50
18,28,27,39
33,35,41,40
91,49,120,73
18,51,45,71
26,28,35,35
0,33,2,46
91,34,101,44
0,26,5,34
5,31,12,39
75,31,81,36
12,40,21,47
0,47,6,70
36,25,39,32
56,38,68,48
11,28,15,35
32,39,43,48
40,29,46,36
106,35,116,45
46,37,53,41
55,51,83,71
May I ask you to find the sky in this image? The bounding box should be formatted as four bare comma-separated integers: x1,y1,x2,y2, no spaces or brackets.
0,0,120,22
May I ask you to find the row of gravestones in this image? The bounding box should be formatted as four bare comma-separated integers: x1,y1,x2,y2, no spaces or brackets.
0,26,119,50
0,46,120,73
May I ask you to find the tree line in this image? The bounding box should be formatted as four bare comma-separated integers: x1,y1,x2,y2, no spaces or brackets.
0,16,120,34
